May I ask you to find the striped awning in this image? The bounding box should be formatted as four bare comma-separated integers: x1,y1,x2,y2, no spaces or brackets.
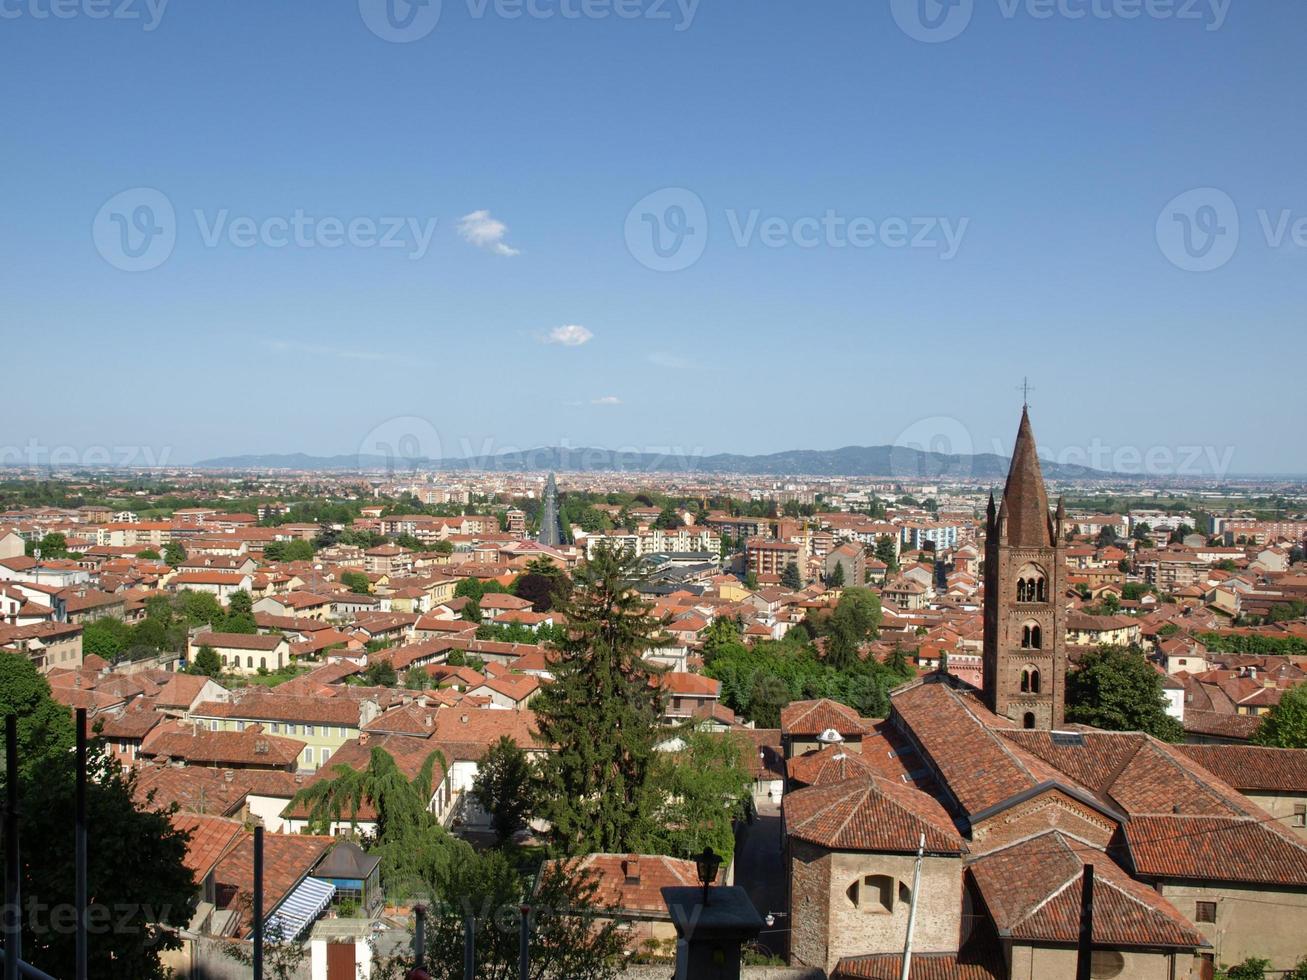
263,876,336,941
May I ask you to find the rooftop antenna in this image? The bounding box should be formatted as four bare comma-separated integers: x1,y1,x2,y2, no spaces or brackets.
1017,377,1035,409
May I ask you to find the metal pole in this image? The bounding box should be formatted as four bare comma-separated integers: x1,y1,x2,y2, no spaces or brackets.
5,715,21,980
252,825,264,980
463,914,475,979
1075,865,1094,980
74,708,87,980
899,832,925,980
413,904,426,969
518,905,529,980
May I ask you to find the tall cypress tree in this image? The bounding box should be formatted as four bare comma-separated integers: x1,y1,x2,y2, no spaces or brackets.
534,542,664,855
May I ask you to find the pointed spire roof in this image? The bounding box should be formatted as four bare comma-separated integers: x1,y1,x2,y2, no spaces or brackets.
999,407,1053,548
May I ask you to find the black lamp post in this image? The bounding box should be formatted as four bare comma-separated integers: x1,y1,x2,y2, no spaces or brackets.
694,846,722,906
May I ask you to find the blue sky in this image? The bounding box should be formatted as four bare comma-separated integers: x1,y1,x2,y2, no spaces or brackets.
2,0,1304,474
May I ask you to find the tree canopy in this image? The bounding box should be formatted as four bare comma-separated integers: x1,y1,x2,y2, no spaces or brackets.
0,656,194,977
532,543,664,855
1066,645,1184,741
1253,684,1307,748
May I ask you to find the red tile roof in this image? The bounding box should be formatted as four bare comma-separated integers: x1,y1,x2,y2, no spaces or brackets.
969,831,1205,949
783,776,965,855
780,698,874,737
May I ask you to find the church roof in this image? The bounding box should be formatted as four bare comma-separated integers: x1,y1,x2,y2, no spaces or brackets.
998,407,1053,549
783,775,966,855
786,744,884,788
780,698,875,737
968,831,1206,949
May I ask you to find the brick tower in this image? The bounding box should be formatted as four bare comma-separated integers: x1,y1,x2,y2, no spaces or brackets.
983,406,1067,729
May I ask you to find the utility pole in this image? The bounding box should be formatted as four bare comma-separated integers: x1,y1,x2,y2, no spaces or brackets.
75,708,88,980
463,914,475,979
1075,865,1094,980
518,905,530,980
899,832,926,980
4,716,21,980
253,824,264,980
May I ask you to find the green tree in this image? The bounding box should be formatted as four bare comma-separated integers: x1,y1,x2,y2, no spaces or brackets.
341,570,372,595
223,589,256,633
163,541,187,565
461,598,482,623
454,577,485,601
781,561,803,590
643,730,752,863
533,542,663,855
188,644,222,677
0,656,194,978
823,588,882,670
743,571,759,591
471,736,537,846
362,659,398,687
82,616,133,660
1253,684,1307,748
375,850,624,980
826,561,845,588
135,548,162,560
1066,645,1183,741
875,534,899,571
290,746,458,895
28,531,69,559
403,666,427,690
1217,958,1271,980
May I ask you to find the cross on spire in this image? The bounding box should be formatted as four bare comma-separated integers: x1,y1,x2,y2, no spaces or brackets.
1017,376,1034,408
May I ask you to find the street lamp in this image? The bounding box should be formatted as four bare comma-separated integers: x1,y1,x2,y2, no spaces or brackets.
695,846,722,906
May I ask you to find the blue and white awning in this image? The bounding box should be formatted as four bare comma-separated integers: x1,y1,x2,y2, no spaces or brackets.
263,876,336,941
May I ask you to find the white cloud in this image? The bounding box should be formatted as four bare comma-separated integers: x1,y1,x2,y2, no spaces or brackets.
264,339,388,362
591,395,622,406
647,351,703,370
457,209,520,257
545,324,594,347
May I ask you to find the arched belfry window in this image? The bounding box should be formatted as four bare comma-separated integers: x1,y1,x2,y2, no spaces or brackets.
1016,563,1048,603
1021,666,1041,694
1023,712,1037,730
1021,623,1042,650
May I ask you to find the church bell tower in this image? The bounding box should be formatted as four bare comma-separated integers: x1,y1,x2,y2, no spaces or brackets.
983,406,1067,729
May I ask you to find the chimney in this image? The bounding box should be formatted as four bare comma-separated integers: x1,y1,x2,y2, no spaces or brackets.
623,857,641,885
223,769,234,783
358,731,369,746
254,739,269,755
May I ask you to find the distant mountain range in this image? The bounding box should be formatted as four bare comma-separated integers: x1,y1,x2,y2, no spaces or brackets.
193,445,1112,480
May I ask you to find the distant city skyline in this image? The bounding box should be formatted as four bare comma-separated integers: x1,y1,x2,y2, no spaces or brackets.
3,3,1304,472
